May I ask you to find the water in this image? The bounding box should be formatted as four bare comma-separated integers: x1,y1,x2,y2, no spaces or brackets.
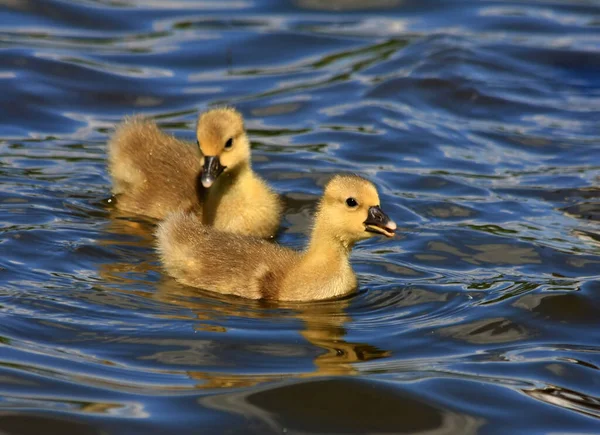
1,0,599,433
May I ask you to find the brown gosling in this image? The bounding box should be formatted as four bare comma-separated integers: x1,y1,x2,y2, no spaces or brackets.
107,116,201,219
155,175,397,301
107,108,282,238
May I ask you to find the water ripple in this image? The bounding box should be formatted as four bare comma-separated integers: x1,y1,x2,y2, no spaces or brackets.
1,0,600,433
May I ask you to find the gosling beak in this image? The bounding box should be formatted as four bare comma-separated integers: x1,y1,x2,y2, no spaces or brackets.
364,206,396,238
200,156,226,188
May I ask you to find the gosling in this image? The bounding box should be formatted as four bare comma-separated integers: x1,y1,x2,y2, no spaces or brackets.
156,175,396,301
107,108,281,238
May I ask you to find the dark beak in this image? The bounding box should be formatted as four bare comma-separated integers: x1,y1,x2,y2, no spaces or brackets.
200,156,226,188
364,206,396,238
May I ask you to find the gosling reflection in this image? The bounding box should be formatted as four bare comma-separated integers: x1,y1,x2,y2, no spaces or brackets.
95,210,158,287
153,285,390,389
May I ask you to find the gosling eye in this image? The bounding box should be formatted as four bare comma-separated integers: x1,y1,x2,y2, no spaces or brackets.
224,137,233,150
346,197,358,208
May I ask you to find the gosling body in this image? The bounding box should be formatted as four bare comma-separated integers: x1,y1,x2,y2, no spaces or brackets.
202,162,281,237
156,175,396,301
107,108,281,238
108,117,201,219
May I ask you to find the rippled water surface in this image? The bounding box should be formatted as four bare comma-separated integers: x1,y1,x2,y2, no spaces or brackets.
1,0,600,433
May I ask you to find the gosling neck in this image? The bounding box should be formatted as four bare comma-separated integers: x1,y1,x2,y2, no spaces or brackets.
223,159,252,182
285,215,357,301
306,218,354,261
202,160,252,225
209,160,252,193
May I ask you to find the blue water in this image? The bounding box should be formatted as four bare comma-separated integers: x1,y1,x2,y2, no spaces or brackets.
1,0,599,433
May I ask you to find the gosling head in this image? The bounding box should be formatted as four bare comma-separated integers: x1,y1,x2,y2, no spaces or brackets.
196,107,251,188
317,175,396,246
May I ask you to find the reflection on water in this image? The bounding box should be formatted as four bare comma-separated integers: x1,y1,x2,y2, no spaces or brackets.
1,0,600,433
203,377,484,434
439,317,532,345
525,385,600,420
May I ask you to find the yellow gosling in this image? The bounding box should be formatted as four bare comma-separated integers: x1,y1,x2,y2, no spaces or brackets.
156,175,396,301
107,108,282,238
196,108,282,238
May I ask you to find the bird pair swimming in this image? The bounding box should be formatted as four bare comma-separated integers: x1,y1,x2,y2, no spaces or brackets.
108,108,396,301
